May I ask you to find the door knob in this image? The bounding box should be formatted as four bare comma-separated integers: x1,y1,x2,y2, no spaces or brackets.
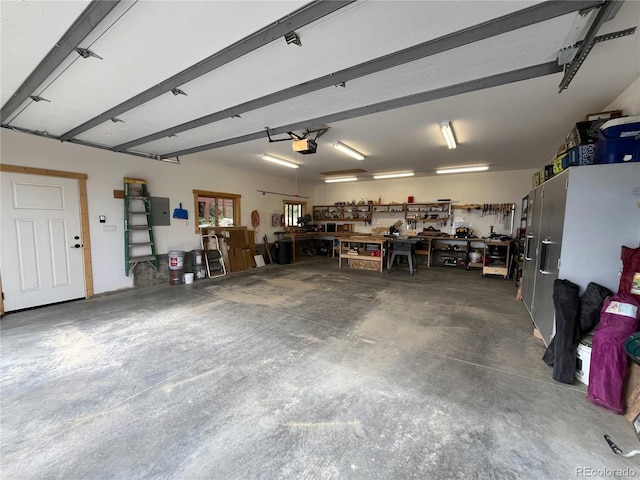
71,244,82,249
74,235,80,240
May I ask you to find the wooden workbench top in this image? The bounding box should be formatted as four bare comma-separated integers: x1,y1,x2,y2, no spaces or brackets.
282,232,370,238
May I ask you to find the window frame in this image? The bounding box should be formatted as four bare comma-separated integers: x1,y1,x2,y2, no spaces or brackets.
282,200,307,227
193,189,241,233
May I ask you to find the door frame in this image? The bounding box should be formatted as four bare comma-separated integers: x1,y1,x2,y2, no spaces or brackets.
0,164,94,314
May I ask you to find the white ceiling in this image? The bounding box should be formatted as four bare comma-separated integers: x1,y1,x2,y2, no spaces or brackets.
1,0,639,184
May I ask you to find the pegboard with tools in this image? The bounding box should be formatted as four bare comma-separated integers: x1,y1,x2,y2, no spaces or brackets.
452,203,516,237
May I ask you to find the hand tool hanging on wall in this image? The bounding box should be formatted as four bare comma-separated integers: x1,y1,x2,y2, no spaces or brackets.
172,203,188,219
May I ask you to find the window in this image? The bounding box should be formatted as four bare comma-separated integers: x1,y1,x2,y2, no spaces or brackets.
193,190,241,232
283,200,307,227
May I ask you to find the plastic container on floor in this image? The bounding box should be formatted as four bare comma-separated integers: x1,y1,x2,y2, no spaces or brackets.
168,251,185,270
274,239,292,264
169,269,184,285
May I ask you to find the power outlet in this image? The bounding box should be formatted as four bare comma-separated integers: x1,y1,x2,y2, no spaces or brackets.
102,225,117,232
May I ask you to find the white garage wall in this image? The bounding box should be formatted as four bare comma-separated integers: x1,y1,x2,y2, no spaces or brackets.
311,169,536,237
0,129,312,294
605,76,640,114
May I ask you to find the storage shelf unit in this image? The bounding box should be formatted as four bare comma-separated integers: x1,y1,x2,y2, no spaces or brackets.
313,204,371,222
371,204,406,214
483,240,512,278
430,237,484,269
338,236,388,272
404,201,451,228
314,201,451,226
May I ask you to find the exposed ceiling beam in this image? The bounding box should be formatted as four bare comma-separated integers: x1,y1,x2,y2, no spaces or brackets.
158,61,563,159
115,0,603,152
0,124,153,160
59,0,357,142
0,0,121,123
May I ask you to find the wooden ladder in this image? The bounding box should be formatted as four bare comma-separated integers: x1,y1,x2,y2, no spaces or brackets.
124,177,158,275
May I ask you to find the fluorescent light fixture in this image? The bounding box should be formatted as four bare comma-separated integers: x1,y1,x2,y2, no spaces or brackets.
373,172,415,180
332,142,365,161
440,121,457,149
436,165,489,174
261,154,299,169
324,176,358,183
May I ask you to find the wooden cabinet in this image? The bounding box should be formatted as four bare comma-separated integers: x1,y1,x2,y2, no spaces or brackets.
404,201,451,228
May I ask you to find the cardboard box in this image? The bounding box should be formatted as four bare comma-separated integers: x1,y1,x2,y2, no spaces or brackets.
624,363,640,430
568,144,597,166
576,336,593,385
553,154,566,175
553,148,590,174
532,170,543,188
349,258,379,271
544,164,554,181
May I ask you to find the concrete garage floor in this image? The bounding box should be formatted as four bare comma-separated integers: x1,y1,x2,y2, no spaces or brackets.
1,258,638,479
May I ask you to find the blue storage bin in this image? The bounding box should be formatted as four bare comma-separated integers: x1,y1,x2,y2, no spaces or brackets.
562,144,597,169
597,117,640,164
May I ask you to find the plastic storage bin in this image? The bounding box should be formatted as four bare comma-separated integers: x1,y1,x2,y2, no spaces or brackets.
274,239,292,264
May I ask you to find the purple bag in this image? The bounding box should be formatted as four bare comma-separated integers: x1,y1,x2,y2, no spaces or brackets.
587,293,639,413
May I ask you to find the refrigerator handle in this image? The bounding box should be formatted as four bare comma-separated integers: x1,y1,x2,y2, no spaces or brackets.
524,234,535,261
539,239,557,274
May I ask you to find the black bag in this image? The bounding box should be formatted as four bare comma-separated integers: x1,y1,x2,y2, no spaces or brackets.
542,279,581,384
579,282,612,333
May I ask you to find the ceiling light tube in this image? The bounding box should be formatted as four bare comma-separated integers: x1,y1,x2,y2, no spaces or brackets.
261,154,299,169
436,165,489,175
373,172,415,180
440,121,457,149
332,142,365,161
324,177,358,183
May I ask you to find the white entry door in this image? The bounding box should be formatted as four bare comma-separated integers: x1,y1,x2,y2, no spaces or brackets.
1,172,86,311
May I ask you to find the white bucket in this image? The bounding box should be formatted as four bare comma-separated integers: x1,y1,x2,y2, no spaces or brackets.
168,251,185,270
184,272,194,284
469,252,482,263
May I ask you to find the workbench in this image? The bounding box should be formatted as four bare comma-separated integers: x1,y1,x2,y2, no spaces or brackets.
281,232,368,262
429,237,485,269
338,235,388,272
